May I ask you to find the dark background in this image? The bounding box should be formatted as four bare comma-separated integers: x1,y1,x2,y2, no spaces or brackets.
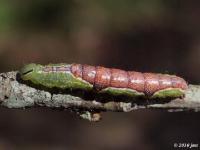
0,0,199,149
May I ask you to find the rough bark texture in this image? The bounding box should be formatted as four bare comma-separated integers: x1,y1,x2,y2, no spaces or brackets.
0,71,200,121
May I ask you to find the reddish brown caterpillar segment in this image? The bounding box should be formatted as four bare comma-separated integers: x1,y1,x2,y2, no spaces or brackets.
70,64,188,96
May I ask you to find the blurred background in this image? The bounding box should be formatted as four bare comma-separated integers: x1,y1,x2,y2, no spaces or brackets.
0,0,200,149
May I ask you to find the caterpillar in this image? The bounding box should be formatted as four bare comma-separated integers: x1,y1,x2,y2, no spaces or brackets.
19,63,188,99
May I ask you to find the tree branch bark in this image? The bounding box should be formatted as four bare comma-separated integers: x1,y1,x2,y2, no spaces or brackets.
0,71,200,121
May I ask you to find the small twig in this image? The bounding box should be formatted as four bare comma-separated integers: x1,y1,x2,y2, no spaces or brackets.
0,71,200,121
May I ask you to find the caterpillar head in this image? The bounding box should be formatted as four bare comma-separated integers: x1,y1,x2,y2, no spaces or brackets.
20,63,43,81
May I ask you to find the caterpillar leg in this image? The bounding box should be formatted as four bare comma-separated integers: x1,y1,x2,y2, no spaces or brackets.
100,87,145,97
151,88,185,99
100,87,185,99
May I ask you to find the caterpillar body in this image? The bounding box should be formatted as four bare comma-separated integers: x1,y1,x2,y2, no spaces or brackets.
20,63,188,99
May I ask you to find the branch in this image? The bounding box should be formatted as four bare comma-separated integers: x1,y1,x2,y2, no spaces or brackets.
0,71,200,121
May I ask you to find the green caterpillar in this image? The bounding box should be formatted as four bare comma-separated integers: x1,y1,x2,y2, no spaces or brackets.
19,63,188,99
